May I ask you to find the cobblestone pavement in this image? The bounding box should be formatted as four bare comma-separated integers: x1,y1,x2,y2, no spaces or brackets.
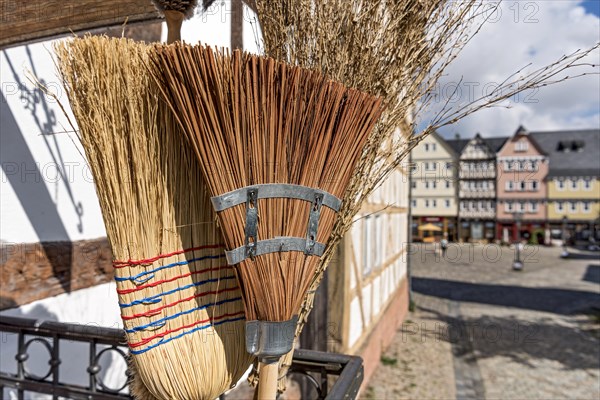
364,244,600,400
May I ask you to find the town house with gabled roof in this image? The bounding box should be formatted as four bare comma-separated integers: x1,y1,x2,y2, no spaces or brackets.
531,129,600,243
448,133,507,242
496,126,549,244
409,131,459,241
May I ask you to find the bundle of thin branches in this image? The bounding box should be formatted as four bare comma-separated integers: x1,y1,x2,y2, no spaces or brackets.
55,36,253,400
254,0,463,205
251,0,600,389
149,43,383,398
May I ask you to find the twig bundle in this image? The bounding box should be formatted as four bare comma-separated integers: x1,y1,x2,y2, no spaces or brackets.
149,43,383,397
55,36,252,400
254,0,600,251
251,0,472,386
251,1,599,388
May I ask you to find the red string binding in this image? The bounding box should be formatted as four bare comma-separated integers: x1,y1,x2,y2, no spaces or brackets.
116,265,231,295
128,311,245,348
112,244,225,269
120,286,240,321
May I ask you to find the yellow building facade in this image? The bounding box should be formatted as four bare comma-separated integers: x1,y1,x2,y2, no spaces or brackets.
547,177,600,221
530,129,600,243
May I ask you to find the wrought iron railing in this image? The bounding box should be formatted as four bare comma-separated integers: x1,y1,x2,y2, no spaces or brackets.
0,315,362,400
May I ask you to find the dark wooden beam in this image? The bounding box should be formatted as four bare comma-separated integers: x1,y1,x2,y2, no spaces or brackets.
230,0,244,50
0,0,160,49
0,0,260,49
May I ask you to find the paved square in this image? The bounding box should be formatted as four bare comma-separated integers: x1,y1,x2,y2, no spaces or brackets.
365,244,600,400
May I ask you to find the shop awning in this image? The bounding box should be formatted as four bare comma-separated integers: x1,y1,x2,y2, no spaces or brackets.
417,223,442,232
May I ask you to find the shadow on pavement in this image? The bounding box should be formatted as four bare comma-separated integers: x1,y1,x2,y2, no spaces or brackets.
412,277,600,315
583,265,600,284
564,252,600,261
414,306,600,371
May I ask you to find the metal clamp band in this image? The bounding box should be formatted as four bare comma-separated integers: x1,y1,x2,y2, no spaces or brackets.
246,316,299,362
245,188,258,260
225,237,326,265
305,193,323,254
211,184,342,212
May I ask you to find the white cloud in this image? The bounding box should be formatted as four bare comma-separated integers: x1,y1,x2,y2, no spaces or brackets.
422,0,600,138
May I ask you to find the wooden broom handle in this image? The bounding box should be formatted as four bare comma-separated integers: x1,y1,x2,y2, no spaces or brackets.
257,361,279,399
164,10,184,44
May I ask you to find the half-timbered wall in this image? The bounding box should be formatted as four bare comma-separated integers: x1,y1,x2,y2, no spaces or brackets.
327,166,410,385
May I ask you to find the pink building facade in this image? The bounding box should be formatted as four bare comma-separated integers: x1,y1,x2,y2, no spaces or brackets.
496,127,549,243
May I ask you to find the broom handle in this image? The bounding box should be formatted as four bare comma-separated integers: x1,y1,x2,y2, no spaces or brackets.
164,10,184,44
257,361,279,399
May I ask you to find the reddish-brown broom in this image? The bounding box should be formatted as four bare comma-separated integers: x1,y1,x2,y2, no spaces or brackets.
150,43,383,398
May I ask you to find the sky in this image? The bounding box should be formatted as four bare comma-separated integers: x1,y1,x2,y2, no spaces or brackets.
179,1,598,140
583,0,600,16
421,0,600,139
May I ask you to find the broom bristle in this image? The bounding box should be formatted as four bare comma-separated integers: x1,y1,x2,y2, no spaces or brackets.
150,43,383,323
55,36,252,400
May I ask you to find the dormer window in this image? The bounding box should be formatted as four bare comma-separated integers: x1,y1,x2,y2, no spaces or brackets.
571,140,584,152
515,139,528,152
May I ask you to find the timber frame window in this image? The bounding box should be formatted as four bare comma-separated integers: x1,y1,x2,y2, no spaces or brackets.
570,179,579,190
515,140,529,152
555,202,564,213
531,180,539,191
583,202,591,213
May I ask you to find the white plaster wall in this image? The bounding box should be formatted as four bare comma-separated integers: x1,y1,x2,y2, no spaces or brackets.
0,283,124,399
372,275,382,316
0,282,121,328
370,168,409,208
347,165,409,350
162,2,262,54
362,282,372,324
1,40,106,244
396,256,407,285
348,296,363,348
0,2,263,245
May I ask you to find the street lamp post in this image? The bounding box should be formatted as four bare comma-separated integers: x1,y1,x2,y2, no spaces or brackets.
513,211,524,270
561,215,569,258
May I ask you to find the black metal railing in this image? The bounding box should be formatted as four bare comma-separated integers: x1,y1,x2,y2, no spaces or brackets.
0,315,129,400
0,315,362,400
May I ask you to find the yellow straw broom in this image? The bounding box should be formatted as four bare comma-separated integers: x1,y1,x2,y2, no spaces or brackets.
55,36,253,400
149,43,383,398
